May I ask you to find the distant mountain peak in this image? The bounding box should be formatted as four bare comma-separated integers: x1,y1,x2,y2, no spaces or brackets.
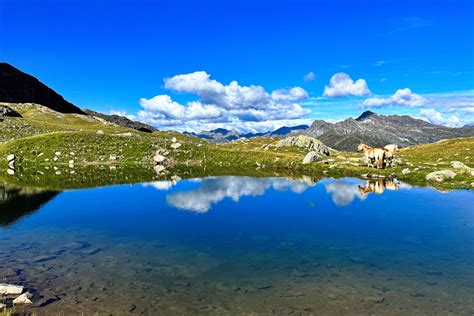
356,110,377,121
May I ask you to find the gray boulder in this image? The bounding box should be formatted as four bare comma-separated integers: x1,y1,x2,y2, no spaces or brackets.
276,135,330,156
426,170,456,182
302,151,323,164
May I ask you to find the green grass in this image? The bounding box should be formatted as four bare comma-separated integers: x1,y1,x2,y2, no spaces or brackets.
1,102,473,191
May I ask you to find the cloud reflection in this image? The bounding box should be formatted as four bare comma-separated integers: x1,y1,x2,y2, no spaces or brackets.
166,176,315,213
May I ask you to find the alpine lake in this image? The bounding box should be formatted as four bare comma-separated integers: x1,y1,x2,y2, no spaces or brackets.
1,166,473,315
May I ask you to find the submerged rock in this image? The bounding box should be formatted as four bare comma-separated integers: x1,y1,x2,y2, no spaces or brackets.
426,170,456,182
13,292,33,305
0,283,23,295
302,151,322,164
364,296,385,303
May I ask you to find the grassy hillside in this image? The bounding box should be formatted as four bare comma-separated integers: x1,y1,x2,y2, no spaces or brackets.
1,102,473,191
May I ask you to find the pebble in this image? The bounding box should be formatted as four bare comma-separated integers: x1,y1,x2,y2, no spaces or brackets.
364,296,385,303
257,284,272,290
327,294,337,300
33,255,57,263
348,256,365,263
81,248,101,255
426,270,443,276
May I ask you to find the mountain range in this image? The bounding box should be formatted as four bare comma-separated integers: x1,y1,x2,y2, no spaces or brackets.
1,62,473,151
184,125,309,142
300,111,474,151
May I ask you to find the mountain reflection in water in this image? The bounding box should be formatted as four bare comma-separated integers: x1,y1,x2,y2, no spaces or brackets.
0,185,59,226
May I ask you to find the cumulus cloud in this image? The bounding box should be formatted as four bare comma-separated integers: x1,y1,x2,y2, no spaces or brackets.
137,71,310,132
362,88,426,108
419,109,463,128
304,71,316,82
323,73,370,97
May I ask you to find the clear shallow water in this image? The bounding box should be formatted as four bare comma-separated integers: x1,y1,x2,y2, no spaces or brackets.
1,177,473,315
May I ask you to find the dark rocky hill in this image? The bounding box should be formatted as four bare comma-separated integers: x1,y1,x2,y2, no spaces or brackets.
83,109,157,133
0,63,85,114
303,111,474,151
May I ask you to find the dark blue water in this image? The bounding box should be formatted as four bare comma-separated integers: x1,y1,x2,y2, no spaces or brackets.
1,177,473,314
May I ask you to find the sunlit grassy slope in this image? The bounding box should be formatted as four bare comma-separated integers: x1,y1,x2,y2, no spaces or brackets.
0,102,472,190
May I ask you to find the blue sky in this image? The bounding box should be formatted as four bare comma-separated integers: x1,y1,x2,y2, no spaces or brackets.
1,0,473,132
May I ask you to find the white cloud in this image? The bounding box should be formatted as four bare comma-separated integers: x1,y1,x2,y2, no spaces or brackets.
419,109,463,128
362,88,426,108
136,71,310,132
323,73,370,97
304,71,316,82
375,60,386,67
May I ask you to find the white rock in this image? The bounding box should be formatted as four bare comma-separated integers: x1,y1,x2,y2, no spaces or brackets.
302,151,322,164
170,142,182,150
171,137,177,143
109,155,117,161
55,171,61,175
0,283,24,295
426,170,456,182
7,169,15,175
55,151,61,156
13,292,32,305
69,160,74,165
154,165,166,174
154,153,168,165
96,130,104,135
402,168,411,175
8,161,15,169
6,154,15,162
53,156,59,161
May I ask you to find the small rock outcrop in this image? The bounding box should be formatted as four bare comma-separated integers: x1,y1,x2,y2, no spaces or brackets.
302,151,322,164
426,170,456,182
276,135,331,156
